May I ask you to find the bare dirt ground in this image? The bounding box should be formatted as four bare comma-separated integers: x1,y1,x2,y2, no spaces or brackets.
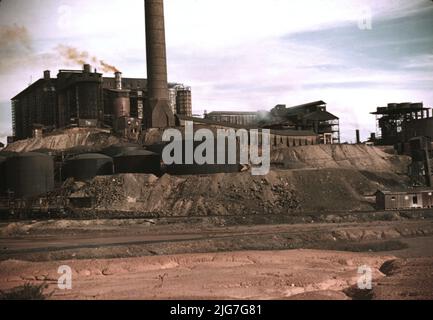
0,215,433,300
0,249,393,300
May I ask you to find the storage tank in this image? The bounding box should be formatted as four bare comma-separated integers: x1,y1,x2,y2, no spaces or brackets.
102,143,143,157
113,150,161,174
32,148,57,157
113,91,131,118
5,152,54,198
164,140,242,175
64,146,102,158
176,88,192,117
63,153,113,181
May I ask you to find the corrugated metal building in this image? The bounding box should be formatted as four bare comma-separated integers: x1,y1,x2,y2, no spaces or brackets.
375,189,433,210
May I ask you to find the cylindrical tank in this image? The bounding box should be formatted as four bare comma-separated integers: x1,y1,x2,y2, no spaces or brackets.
164,140,241,175
63,153,113,181
101,143,143,157
113,150,161,174
176,88,192,117
64,146,102,158
32,148,57,157
113,93,131,118
5,152,55,198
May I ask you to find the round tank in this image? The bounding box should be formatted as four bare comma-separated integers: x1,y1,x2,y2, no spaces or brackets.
164,140,241,176
5,152,55,198
102,143,143,157
113,95,131,118
32,148,57,157
113,150,161,174
64,145,102,158
63,153,113,181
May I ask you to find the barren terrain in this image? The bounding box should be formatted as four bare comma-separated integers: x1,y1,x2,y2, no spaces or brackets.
1,214,433,300
1,135,431,300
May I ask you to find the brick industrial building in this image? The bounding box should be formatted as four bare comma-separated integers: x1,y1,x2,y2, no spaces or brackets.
11,65,192,141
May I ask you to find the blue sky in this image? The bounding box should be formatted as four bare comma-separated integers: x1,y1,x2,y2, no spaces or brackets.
0,0,432,144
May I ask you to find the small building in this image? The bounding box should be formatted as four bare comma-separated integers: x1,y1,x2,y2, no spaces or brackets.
375,189,433,210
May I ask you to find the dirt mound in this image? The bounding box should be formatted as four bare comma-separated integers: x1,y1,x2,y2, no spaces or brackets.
71,165,408,216
371,258,433,300
5,128,123,152
272,145,409,173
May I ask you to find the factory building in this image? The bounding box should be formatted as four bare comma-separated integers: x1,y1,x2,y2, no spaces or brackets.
371,102,431,146
10,65,192,141
402,118,433,142
56,64,104,129
205,111,258,126
177,115,318,147
11,70,57,140
268,101,340,144
201,101,340,145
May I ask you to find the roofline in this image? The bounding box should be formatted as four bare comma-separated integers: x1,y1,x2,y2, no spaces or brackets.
206,111,258,116
287,100,327,110
177,115,318,137
11,78,51,100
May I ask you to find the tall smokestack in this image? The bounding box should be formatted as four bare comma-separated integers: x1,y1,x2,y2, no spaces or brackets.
144,0,175,128
356,130,361,144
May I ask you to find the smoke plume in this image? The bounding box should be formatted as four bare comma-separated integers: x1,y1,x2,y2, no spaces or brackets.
56,44,119,73
0,24,32,52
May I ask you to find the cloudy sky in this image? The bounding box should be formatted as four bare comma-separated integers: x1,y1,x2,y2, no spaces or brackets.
0,0,432,144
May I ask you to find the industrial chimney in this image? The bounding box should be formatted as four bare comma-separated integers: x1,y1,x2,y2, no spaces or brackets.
144,0,175,128
115,71,122,90
83,64,91,73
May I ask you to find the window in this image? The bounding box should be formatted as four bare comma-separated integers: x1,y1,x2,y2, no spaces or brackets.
413,196,418,205
391,197,396,201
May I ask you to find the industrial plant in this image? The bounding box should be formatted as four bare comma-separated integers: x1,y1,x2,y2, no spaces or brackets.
10,66,192,142
1,0,433,302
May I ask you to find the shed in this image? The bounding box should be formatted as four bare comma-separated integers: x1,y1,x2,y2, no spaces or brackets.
375,189,433,210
